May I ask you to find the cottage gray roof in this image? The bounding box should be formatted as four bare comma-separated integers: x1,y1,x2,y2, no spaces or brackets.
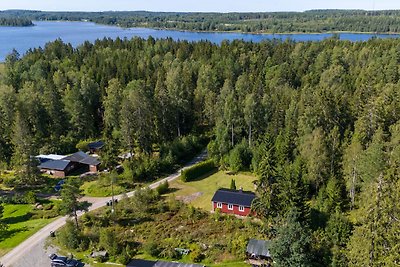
246,239,271,258
38,160,71,171
211,188,256,207
64,151,100,166
126,259,157,267
126,260,204,267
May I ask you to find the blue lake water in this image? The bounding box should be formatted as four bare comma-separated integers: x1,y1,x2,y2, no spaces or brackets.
1,20,400,61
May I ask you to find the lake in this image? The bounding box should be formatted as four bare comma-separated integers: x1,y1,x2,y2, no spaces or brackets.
1,20,400,61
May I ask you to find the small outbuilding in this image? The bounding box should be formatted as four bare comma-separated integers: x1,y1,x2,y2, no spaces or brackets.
88,140,105,154
246,239,272,266
211,188,256,216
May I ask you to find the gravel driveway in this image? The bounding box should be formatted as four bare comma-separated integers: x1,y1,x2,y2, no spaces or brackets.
8,239,57,267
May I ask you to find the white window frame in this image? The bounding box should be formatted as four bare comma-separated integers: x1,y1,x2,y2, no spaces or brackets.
217,202,222,209
228,204,233,210
239,205,245,212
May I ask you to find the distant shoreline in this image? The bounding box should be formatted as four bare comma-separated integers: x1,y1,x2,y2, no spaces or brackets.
22,20,400,36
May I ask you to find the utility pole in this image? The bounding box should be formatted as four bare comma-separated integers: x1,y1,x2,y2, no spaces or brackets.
111,175,115,216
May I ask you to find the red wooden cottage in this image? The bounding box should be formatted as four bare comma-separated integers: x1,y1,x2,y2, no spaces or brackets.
211,188,256,216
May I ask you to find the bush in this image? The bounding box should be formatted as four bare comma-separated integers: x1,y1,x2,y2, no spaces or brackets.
181,160,215,182
76,139,92,152
227,141,252,173
156,181,169,195
119,248,130,264
57,220,82,250
144,241,161,257
24,191,37,204
189,244,204,263
99,228,120,256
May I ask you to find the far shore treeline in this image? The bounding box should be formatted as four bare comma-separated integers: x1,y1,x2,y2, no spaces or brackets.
0,16,33,27
3,9,400,33
1,36,400,265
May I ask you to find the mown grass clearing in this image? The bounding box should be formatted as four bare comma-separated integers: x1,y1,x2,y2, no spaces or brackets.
0,204,57,256
80,180,127,197
167,171,256,211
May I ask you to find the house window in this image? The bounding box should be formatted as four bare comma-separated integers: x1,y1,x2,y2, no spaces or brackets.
228,204,233,210
217,202,222,209
239,205,245,212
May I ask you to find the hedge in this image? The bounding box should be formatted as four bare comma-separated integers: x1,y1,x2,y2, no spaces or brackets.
181,160,215,182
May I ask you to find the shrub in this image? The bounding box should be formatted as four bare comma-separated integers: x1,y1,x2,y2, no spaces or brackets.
181,160,215,182
230,179,236,190
119,248,130,264
156,181,169,195
144,241,161,257
75,139,92,152
227,141,252,173
99,228,120,256
24,191,37,204
57,220,82,250
189,244,204,263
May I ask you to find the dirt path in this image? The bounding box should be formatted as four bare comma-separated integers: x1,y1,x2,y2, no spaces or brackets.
1,151,207,267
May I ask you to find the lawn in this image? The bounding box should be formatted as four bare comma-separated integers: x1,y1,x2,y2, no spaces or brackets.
80,180,127,197
167,170,257,211
0,204,57,256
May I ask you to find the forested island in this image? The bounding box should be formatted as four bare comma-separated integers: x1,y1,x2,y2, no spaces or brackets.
0,36,400,266
0,16,33,26
3,9,400,33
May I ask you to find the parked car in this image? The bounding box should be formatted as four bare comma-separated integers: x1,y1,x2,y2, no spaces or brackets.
49,253,84,267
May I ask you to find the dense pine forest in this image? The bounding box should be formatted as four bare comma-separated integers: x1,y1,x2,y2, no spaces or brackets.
0,16,33,26
4,9,400,33
0,37,400,266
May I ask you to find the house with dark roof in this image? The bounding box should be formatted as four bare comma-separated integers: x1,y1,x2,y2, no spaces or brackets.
126,259,205,267
37,159,77,178
37,151,101,177
246,239,272,266
63,151,101,172
211,188,256,216
88,140,105,154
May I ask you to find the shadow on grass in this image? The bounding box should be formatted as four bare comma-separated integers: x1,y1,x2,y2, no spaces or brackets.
186,168,218,182
2,212,33,224
0,227,28,242
165,187,180,194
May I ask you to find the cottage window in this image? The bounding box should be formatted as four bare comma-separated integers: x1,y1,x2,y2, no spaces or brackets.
217,202,222,208
239,205,245,212
228,204,233,210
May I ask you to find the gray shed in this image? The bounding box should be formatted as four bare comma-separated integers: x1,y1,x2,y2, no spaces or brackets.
246,239,271,258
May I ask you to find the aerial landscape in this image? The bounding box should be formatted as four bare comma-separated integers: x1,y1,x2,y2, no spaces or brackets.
0,0,400,267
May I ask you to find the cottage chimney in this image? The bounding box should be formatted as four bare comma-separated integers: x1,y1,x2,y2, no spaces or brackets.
239,186,243,193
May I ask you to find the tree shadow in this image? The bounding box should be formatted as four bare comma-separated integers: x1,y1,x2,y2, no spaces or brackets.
186,168,218,182
2,212,33,224
165,187,180,194
0,227,28,242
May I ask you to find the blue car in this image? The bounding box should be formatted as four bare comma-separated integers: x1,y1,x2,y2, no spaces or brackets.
54,180,65,192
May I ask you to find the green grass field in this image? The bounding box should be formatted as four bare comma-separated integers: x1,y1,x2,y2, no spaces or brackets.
168,170,257,211
80,180,127,197
0,204,57,256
